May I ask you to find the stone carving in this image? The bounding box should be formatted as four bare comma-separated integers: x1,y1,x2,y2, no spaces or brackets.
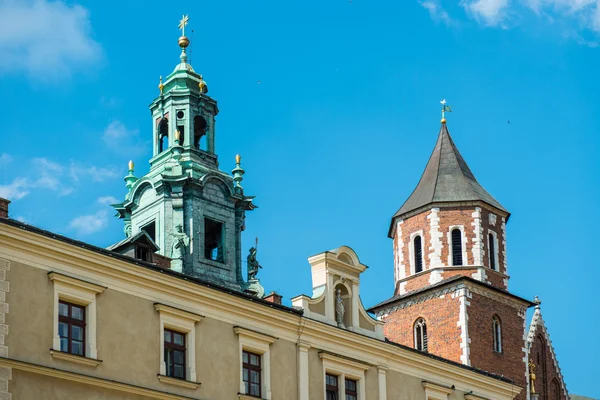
170,225,189,260
247,247,262,281
336,289,346,328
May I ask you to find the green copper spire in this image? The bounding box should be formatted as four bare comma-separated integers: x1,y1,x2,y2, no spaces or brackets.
112,15,256,292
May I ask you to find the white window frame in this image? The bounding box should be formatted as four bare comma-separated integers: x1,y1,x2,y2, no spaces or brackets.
155,303,203,388
409,230,426,274
447,225,468,267
487,230,499,271
414,318,428,352
234,326,277,400
320,352,368,400
493,316,502,353
49,272,105,366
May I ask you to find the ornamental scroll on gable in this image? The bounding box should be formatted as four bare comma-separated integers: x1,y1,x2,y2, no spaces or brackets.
291,246,384,340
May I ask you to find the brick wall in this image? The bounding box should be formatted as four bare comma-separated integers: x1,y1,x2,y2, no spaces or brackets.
394,205,508,293
468,292,527,400
530,331,567,400
0,198,9,219
381,294,462,363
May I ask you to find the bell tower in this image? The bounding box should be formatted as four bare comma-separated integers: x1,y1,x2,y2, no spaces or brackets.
112,15,255,291
369,105,534,400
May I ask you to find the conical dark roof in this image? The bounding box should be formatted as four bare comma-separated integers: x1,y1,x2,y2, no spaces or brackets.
392,123,507,221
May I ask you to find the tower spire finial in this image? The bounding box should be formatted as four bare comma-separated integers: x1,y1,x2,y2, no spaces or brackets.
440,99,452,124
177,15,190,64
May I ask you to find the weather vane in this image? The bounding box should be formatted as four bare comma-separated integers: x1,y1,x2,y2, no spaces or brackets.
178,14,190,37
440,99,452,123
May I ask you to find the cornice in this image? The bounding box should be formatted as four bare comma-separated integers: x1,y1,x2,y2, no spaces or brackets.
154,303,204,323
48,272,106,294
0,357,196,400
233,326,277,344
374,280,530,317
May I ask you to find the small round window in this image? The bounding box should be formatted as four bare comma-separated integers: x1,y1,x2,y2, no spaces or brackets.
177,111,185,119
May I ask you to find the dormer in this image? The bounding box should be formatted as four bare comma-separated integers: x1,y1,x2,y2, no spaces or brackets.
292,246,384,340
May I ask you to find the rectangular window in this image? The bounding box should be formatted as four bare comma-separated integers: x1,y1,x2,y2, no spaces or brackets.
58,301,86,356
242,350,261,397
142,221,156,242
326,374,339,400
204,218,224,263
135,245,151,262
164,329,186,380
345,379,358,400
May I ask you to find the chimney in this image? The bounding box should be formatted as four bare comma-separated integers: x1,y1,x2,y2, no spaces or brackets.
0,198,9,219
263,291,283,305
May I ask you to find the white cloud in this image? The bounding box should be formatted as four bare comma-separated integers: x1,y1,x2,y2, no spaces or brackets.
420,0,456,25
0,153,12,166
461,0,510,26
69,163,120,183
0,177,30,200
98,196,119,206
102,120,146,156
68,209,108,235
0,0,101,78
0,157,120,201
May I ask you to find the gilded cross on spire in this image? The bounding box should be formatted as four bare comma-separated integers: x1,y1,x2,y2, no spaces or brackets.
440,99,452,124
178,14,190,37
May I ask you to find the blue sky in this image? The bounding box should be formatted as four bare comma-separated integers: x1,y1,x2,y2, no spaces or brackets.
1,0,599,396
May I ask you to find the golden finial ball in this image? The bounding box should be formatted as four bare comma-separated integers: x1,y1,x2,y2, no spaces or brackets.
128,160,134,171
441,118,447,124
178,36,190,48
236,154,241,164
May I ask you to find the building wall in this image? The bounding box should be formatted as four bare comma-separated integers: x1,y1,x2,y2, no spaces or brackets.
11,370,148,400
0,221,524,400
381,294,462,362
467,292,527,400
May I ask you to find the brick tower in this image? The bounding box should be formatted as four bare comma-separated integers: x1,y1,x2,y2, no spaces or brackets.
369,119,534,399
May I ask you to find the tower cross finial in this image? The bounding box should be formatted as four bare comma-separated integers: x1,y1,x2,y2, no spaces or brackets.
178,14,190,37
440,99,452,123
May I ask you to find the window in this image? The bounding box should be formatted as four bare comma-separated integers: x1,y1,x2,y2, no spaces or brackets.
345,379,358,400
243,350,262,397
451,228,463,266
235,327,276,399
320,353,368,400
155,304,203,388
49,272,104,366
177,125,185,145
414,318,428,352
58,301,85,356
142,221,156,242
158,119,169,152
135,245,151,262
326,374,339,400
413,235,423,273
492,316,502,353
194,116,207,149
164,329,186,379
488,233,496,270
204,218,224,262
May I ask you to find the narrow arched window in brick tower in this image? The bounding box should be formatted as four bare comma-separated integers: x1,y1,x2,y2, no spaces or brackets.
492,315,502,353
414,236,423,273
488,233,496,270
414,318,427,352
451,229,463,266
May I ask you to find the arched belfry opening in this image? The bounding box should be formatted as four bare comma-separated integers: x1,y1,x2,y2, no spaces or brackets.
158,118,169,152
194,116,207,150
